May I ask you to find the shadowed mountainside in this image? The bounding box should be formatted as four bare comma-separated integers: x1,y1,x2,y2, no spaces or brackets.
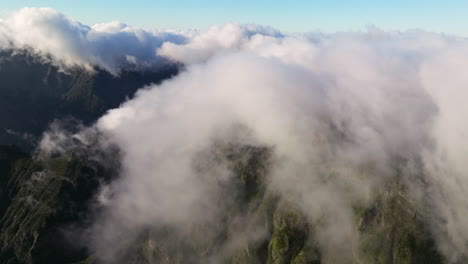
0,50,179,149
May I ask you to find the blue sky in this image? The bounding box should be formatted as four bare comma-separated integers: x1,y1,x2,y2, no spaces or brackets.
1,0,468,35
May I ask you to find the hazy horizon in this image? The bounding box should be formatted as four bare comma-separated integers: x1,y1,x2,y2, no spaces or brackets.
1,1,468,35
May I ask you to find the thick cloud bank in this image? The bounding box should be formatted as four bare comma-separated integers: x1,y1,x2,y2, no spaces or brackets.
0,8,188,74
27,8,468,263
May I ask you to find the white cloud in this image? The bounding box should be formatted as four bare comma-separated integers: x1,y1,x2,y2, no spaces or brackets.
0,8,188,74
158,23,283,64
91,28,468,263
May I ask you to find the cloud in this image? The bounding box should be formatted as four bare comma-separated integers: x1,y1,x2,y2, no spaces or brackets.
417,44,468,261
158,23,283,64
0,8,188,74
88,28,468,263
23,7,468,263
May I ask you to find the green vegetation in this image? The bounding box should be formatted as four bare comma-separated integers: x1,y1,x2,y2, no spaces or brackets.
0,142,446,264
357,180,443,264
0,145,118,264
102,146,443,264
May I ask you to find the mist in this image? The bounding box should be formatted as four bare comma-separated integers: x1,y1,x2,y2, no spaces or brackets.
14,7,468,263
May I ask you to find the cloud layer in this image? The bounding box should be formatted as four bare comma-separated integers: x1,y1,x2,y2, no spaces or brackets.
21,7,468,263
0,8,188,74
93,26,468,263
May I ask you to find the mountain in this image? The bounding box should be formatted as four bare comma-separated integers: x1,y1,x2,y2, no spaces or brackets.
0,143,444,264
0,49,179,263
0,50,178,149
0,50,448,264
0,144,117,264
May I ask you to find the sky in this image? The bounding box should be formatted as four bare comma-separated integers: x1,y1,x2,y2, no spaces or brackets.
1,0,468,35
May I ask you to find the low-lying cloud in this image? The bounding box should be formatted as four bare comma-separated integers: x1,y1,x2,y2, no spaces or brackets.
0,8,187,74
24,7,468,263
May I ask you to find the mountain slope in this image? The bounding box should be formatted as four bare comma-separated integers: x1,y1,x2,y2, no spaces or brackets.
0,50,178,149
0,144,119,264
0,143,445,264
